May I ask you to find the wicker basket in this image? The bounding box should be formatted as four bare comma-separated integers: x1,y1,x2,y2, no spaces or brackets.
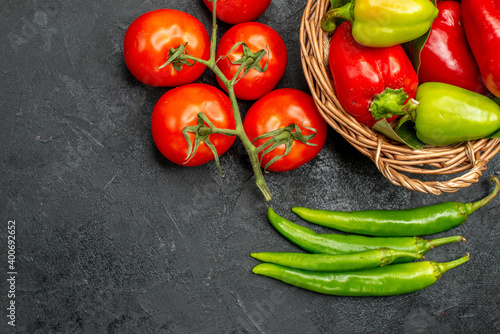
300,0,500,195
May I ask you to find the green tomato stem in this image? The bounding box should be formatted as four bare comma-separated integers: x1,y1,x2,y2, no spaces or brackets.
210,0,218,62
230,63,246,86
254,131,292,153
198,126,238,137
226,84,273,201
182,2,273,201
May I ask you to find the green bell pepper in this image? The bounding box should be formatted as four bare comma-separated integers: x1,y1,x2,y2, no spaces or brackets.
322,0,439,47
414,82,500,146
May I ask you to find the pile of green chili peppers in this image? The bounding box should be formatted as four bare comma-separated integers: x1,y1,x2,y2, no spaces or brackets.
251,176,499,296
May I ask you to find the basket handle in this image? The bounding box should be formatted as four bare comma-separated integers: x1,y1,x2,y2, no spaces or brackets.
373,137,489,194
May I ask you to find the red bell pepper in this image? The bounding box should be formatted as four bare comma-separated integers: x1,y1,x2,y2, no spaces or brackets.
328,22,419,127
419,1,488,95
462,0,500,97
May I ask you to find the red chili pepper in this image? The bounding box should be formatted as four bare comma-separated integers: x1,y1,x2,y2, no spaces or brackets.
419,1,488,95
328,22,419,127
462,0,500,97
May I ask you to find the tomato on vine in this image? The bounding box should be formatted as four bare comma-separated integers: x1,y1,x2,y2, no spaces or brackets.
151,84,236,168
243,89,328,172
126,1,325,201
123,9,210,87
215,22,287,100
202,0,272,24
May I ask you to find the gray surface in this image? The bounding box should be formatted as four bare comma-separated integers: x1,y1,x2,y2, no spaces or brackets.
1,0,499,333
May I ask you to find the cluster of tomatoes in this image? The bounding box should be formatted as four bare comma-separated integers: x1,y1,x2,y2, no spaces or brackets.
122,0,327,173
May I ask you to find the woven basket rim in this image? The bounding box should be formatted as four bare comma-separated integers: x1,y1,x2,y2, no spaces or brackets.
299,0,500,194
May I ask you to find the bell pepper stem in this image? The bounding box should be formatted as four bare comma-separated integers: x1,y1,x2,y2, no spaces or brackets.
321,2,354,32
329,0,344,8
370,88,419,121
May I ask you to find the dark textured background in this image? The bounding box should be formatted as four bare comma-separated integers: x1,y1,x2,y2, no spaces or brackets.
1,0,499,333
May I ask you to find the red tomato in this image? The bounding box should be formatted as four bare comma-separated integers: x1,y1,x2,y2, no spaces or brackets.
202,0,272,24
152,84,236,166
123,9,210,87
216,22,287,100
243,89,327,172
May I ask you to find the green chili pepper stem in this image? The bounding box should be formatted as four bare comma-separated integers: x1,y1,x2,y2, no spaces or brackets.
321,2,354,32
250,248,423,272
466,175,499,214
425,235,466,250
437,253,470,276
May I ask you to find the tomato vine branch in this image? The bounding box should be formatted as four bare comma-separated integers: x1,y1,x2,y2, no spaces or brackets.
172,0,273,201
162,0,321,201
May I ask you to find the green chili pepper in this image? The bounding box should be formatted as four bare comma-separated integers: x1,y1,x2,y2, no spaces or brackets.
267,207,465,261
321,0,439,47
252,254,469,296
251,248,423,272
414,82,500,146
292,175,499,237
